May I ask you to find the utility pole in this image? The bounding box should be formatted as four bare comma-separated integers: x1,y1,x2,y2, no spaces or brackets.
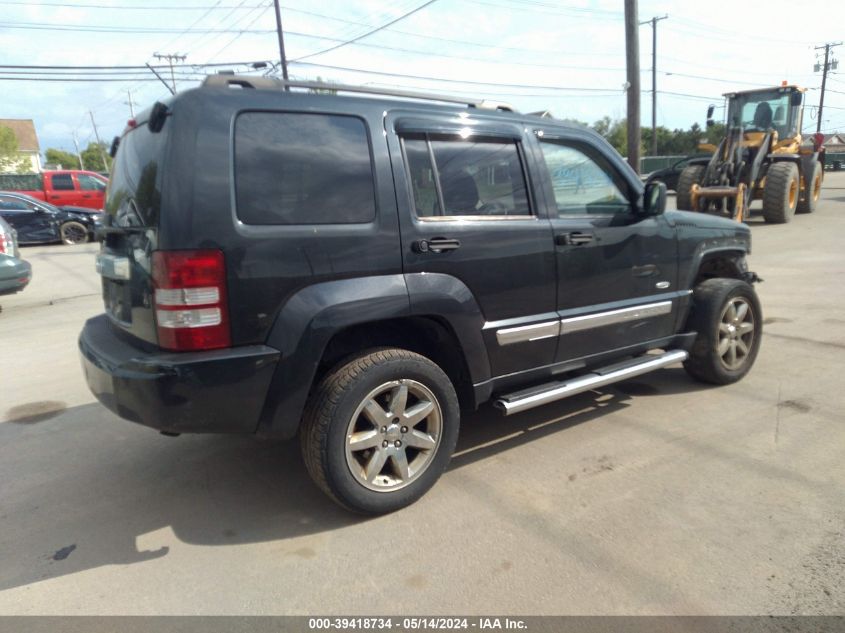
624,0,641,173
124,90,137,118
641,14,668,156
153,52,186,93
272,0,290,90
88,111,109,172
815,42,842,134
72,133,85,170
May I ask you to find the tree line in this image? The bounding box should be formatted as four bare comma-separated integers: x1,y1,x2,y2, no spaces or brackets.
1,125,112,173
568,116,727,158
45,143,112,173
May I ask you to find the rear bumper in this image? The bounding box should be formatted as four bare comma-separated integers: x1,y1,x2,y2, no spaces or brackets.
0,258,31,296
79,314,280,434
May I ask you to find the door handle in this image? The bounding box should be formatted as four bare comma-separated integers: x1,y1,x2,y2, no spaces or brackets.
555,232,594,246
413,237,461,253
632,264,659,277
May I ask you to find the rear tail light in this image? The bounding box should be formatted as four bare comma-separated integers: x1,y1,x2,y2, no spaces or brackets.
0,228,13,255
152,250,231,351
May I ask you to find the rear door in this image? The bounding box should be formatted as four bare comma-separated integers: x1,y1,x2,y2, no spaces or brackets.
75,173,107,210
387,112,558,378
530,130,681,363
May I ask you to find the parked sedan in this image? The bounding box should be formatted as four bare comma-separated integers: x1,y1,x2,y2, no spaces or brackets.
0,191,102,245
0,216,31,299
644,155,710,192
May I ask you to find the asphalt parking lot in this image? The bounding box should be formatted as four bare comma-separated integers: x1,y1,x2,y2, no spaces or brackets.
0,175,843,616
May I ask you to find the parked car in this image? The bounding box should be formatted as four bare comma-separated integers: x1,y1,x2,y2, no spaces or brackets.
0,170,108,210
0,192,103,245
0,216,31,300
80,77,762,514
644,155,711,192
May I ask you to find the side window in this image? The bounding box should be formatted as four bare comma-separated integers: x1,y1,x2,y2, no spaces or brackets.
402,134,531,218
235,112,376,225
538,141,631,216
78,174,106,191
0,197,30,211
50,174,75,191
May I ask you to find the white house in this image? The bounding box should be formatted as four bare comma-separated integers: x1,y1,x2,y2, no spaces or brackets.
0,119,42,174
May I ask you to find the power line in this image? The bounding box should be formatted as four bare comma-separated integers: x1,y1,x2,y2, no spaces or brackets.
276,4,621,58
0,20,274,33
288,60,626,91
0,60,268,70
281,28,627,72
0,76,210,82
291,0,439,61
467,0,622,19
0,0,263,8
205,4,272,63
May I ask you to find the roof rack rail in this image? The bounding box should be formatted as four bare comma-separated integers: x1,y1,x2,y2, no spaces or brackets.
201,74,517,113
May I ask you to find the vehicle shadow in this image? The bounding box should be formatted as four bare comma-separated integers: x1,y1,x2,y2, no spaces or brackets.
0,368,711,593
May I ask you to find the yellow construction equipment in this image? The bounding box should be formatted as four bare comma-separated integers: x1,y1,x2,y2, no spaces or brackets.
676,84,824,223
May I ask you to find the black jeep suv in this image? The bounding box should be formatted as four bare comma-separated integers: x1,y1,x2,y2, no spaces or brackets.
79,76,762,514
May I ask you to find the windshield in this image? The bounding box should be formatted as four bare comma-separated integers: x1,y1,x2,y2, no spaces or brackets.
727,89,801,138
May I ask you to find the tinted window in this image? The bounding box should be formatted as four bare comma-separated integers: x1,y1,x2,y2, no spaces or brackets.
403,138,441,217
78,174,106,191
0,197,30,211
107,123,168,227
539,142,630,216
403,135,530,218
235,112,376,225
51,174,75,191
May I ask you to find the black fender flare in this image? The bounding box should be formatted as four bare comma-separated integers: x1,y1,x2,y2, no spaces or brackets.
256,273,490,439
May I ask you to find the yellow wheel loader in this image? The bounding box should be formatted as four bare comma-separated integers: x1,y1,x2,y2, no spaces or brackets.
676,85,824,223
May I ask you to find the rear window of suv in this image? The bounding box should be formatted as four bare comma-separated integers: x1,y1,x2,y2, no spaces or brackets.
234,112,376,225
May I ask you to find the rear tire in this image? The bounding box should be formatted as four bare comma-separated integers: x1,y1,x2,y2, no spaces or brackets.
676,165,706,211
60,221,89,245
683,279,762,385
762,162,799,223
300,348,460,514
796,161,822,214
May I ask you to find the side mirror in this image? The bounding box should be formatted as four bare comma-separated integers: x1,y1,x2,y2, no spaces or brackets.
791,92,803,106
706,103,715,128
643,181,667,216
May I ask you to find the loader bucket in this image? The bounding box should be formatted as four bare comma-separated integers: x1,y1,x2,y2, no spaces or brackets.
690,183,747,222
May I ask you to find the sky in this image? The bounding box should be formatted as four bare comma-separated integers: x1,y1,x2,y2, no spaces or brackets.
2,0,845,158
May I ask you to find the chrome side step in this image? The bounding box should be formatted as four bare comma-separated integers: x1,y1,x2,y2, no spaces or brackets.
493,349,688,416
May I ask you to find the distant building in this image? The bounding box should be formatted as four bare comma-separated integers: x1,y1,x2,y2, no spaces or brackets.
0,119,42,173
817,133,845,153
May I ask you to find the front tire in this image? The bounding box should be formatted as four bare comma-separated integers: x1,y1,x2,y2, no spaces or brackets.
683,279,762,385
676,165,705,211
300,348,460,514
762,162,799,223
60,221,89,245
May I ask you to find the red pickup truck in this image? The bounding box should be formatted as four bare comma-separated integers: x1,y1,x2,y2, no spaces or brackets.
0,170,108,210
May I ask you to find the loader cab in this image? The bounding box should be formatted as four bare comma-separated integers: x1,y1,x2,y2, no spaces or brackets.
725,86,804,142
